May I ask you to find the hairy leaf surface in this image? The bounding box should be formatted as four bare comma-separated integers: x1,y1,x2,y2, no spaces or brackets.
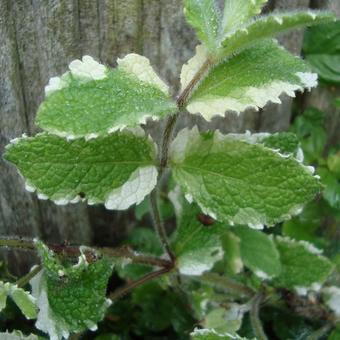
219,11,335,57
37,55,176,138
184,40,317,119
31,241,114,339
220,0,268,36
183,0,220,51
170,128,320,227
274,237,334,289
4,132,157,210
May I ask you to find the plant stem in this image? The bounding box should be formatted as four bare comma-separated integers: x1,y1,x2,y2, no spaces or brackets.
250,292,268,340
0,238,36,251
109,267,171,301
160,112,179,172
149,189,175,262
16,265,42,288
176,58,212,109
0,237,172,268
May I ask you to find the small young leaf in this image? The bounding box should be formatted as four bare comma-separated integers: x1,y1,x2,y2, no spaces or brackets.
303,21,340,84
32,241,114,339
8,286,38,320
0,281,37,320
183,0,220,51
233,227,281,279
4,132,158,210
219,11,335,58
170,128,320,227
37,55,176,138
220,0,268,36
184,40,318,120
172,201,225,275
274,237,334,289
219,231,243,275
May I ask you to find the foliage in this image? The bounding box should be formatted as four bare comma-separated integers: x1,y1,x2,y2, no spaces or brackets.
303,20,340,84
0,1,339,339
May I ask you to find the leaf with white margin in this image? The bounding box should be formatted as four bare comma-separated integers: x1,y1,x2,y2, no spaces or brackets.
274,236,334,289
31,241,114,340
227,131,302,160
219,11,335,58
169,127,321,227
220,0,268,37
172,201,225,275
183,0,221,51
0,281,37,319
184,40,318,120
191,328,252,339
233,227,281,279
37,55,176,139
0,331,39,340
4,132,157,210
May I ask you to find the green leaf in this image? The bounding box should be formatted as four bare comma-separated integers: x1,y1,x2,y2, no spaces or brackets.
303,21,340,84
291,108,327,163
328,152,340,177
4,132,157,210
183,40,317,120
261,132,300,158
172,201,225,275
31,241,114,339
0,281,37,320
220,0,268,36
219,231,243,275
203,305,244,335
0,282,7,311
233,227,281,279
36,55,176,138
318,167,340,209
183,0,220,51
274,237,334,289
170,128,320,227
9,285,38,320
191,328,251,339
329,329,340,340
219,11,335,58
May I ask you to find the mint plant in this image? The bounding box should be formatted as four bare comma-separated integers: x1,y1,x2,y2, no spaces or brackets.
1,1,339,339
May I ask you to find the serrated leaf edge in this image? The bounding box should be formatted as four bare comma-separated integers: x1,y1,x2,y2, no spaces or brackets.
117,53,169,95
6,132,158,210
186,70,318,121
170,127,320,228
